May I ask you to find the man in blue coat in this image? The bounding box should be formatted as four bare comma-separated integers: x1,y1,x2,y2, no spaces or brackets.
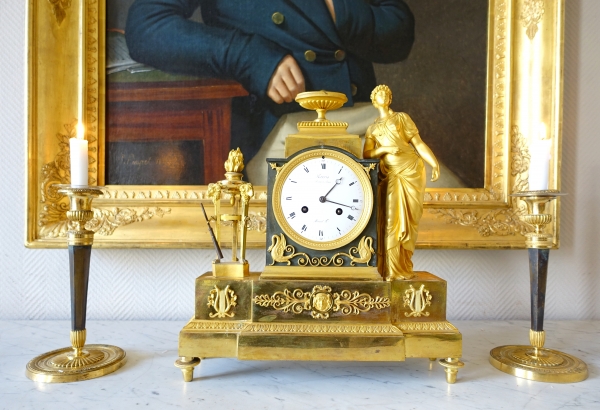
126,0,415,175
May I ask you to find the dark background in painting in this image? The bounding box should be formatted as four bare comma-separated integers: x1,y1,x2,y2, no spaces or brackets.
106,0,488,188
106,0,134,27
375,0,488,188
108,140,204,185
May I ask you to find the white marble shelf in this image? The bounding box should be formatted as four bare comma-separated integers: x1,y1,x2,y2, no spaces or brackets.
0,320,598,409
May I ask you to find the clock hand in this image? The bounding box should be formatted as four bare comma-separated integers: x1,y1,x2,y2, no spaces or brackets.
324,199,359,210
319,178,342,203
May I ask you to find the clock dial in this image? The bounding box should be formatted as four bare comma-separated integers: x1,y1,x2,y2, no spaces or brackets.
272,149,373,250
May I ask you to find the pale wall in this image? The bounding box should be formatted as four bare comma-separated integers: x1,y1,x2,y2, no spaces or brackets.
1,1,598,320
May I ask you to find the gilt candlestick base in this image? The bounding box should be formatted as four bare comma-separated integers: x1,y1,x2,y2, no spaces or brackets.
489,190,587,383
26,185,126,383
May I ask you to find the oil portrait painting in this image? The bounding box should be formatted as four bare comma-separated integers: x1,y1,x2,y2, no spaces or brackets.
105,0,487,188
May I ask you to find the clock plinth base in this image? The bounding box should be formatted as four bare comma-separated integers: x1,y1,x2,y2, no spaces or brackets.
177,271,463,384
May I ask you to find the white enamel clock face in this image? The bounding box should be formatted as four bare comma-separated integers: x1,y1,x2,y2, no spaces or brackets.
272,149,373,250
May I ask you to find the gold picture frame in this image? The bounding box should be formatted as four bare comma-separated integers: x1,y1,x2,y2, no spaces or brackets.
26,0,564,249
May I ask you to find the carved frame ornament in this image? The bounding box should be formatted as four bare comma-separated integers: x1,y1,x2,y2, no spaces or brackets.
27,0,564,249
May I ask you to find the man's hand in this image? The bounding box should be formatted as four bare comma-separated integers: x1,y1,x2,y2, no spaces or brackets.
267,55,305,104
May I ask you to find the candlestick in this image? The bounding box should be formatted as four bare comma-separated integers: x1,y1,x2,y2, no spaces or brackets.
489,190,587,383
26,185,126,383
528,124,551,191
69,123,88,186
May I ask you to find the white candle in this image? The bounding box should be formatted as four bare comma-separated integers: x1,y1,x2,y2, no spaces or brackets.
70,123,88,186
528,124,551,191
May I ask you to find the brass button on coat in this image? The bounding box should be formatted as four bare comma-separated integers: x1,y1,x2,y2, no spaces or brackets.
271,12,285,25
304,50,316,62
334,50,346,61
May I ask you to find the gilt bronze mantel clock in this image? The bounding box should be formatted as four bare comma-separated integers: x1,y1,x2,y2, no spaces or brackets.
264,146,379,280
175,90,464,384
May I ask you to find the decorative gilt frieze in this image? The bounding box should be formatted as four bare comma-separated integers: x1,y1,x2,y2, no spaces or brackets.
101,189,268,202
48,0,71,26
397,322,458,332
83,0,99,177
184,320,246,331
429,207,530,237
335,289,390,316
253,287,311,315
424,191,492,203
268,234,375,266
86,207,171,236
40,205,171,239
521,0,546,40
207,285,238,318
492,0,509,198
403,285,432,318
253,285,390,320
244,323,401,334
101,189,202,200
298,255,343,267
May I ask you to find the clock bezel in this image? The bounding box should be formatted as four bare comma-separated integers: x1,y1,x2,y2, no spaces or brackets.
272,148,374,251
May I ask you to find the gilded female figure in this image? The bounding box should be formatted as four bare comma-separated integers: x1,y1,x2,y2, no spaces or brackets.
364,85,439,280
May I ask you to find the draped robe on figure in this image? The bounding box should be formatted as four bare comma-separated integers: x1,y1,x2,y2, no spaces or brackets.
365,112,425,279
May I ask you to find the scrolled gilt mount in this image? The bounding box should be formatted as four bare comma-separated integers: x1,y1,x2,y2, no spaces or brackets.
252,285,390,320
